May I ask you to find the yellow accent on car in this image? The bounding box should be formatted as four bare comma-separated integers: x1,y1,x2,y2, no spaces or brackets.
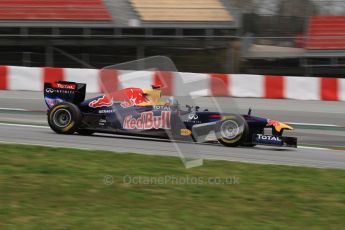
180,129,192,136
274,122,293,132
138,88,163,106
62,121,75,132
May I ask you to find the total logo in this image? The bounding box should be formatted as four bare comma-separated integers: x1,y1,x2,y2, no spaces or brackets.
153,105,171,111
52,83,76,90
123,111,171,130
256,134,282,142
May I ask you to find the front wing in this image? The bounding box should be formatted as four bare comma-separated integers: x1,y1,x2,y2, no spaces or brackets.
252,134,297,148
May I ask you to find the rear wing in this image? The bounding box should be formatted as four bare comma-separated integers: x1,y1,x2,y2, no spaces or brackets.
44,81,86,109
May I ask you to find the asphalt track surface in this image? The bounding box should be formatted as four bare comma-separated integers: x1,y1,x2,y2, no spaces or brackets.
0,91,344,169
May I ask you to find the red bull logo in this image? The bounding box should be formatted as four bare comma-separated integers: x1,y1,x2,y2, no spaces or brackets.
267,120,280,127
123,111,171,130
89,95,113,108
267,119,293,132
119,88,149,108
89,88,149,108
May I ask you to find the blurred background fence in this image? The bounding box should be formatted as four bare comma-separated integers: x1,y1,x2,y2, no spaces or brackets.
0,0,344,77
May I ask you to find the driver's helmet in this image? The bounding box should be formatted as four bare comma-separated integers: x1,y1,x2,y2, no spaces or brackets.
166,96,178,106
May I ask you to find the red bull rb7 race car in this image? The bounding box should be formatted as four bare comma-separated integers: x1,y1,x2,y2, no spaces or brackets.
44,81,297,148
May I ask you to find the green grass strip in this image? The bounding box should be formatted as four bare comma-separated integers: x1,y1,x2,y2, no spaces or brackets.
0,143,345,229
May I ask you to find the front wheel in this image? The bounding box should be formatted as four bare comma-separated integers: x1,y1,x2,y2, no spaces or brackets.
48,102,82,134
216,115,248,147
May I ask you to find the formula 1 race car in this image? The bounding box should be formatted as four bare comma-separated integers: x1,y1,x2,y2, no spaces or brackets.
44,81,297,148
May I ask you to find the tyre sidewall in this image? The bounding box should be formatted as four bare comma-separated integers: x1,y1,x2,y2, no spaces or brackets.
48,102,82,134
216,115,248,147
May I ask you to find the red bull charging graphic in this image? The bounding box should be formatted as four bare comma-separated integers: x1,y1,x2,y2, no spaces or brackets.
89,88,149,108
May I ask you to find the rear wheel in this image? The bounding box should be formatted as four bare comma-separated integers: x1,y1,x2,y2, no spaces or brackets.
48,102,82,134
216,115,248,147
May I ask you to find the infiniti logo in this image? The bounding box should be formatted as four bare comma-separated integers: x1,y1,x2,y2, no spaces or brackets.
45,88,54,93
188,114,198,120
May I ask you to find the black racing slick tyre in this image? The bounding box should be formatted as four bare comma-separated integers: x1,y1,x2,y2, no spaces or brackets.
216,115,248,147
48,102,82,134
